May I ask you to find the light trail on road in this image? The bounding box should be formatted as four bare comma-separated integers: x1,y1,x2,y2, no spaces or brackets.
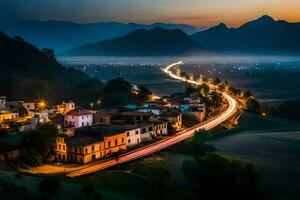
67,61,239,177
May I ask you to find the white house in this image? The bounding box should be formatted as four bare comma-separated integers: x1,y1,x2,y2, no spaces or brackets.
124,125,141,147
64,108,93,128
138,122,154,142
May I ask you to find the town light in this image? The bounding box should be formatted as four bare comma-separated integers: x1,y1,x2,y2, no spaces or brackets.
37,99,47,110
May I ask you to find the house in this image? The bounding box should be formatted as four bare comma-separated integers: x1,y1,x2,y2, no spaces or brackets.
137,121,154,142
152,120,168,136
56,135,69,162
0,96,5,109
64,108,93,128
120,111,153,124
56,101,75,114
77,125,127,156
123,125,141,147
138,107,164,116
0,110,19,122
34,110,49,123
160,109,182,131
94,111,111,125
22,102,35,112
64,135,105,164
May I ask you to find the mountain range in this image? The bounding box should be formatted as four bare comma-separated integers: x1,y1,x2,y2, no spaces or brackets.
1,20,199,52
64,15,300,56
63,27,202,56
192,15,300,53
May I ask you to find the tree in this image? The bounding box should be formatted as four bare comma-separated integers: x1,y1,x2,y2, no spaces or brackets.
209,91,223,110
246,97,260,113
243,90,252,99
212,77,221,85
182,152,265,200
42,48,55,59
199,83,210,97
102,92,128,107
218,84,226,92
23,123,58,165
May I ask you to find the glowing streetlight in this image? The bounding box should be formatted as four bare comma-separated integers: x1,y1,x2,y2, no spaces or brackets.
37,99,47,110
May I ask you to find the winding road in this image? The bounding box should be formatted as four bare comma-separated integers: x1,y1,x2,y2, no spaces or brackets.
66,61,239,177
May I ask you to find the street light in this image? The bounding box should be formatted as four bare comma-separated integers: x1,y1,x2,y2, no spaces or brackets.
37,99,47,110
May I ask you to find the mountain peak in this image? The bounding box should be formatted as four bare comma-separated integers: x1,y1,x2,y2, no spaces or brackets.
207,23,228,32
256,15,274,22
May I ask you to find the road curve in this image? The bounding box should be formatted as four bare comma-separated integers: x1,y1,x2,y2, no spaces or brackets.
67,61,239,177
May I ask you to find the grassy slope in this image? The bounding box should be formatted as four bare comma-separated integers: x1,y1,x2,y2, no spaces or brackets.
207,113,300,200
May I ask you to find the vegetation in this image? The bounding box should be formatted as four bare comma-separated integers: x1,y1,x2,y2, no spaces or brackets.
22,123,58,166
182,152,265,200
268,98,300,122
0,32,152,108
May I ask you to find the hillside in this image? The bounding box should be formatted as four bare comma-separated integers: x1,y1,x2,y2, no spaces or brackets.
64,27,202,56
0,31,103,105
192,15,300,53
1,20,199,52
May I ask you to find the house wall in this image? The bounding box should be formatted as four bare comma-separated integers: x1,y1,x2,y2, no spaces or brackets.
154,123,168,136
125,128,141,147
140,125,154,142
104,133,127,155
64,114,93,128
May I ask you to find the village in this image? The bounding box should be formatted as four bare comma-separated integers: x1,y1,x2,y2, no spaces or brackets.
0,82,209,165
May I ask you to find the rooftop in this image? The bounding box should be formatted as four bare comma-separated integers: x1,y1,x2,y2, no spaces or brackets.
65,134,100,146
65,108,92,116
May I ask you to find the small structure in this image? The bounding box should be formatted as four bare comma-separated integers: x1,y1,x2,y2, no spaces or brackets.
0,96,5,109
22,102,35,112
56,101,75,114
160,109,182,131
64,108,93,128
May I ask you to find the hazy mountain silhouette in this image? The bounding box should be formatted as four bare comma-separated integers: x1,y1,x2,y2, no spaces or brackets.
1,20,199,52
192,15,300,53
64,27,202,56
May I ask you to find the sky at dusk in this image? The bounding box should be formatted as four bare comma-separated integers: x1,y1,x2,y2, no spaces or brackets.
1,0,300,28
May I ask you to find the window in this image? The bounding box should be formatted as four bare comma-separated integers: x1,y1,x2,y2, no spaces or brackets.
82,122,84,127
128,139,131,144
108,141,111,147
149,127,153,131
122,138,124,143
63,145,65,150
59,144,61,150
142,128,146,133
115,140,117,146
85,148,88,154
82,116,84,119
92,145,94,151
136,130,139,135
127,132,130,136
